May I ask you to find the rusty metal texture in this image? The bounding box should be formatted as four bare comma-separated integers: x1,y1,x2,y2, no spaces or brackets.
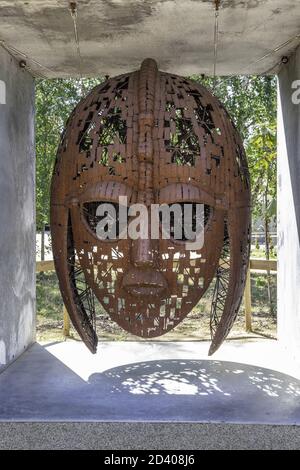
50,58,251,355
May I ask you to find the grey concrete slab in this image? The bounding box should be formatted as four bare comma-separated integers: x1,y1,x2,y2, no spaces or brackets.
0,1,299,77
0,46,35,372
1,422,300,450
0,341,299,424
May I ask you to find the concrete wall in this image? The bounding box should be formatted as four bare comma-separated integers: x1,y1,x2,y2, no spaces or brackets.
277,45,300,365
0,47,35,371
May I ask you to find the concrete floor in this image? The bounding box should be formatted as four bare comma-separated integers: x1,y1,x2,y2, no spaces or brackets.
0,339,299,424
1,422,300,450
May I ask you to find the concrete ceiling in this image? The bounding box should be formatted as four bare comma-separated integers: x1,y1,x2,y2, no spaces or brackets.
0,0,299,78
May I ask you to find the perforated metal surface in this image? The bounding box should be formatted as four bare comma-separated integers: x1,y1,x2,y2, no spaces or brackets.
51,59,251,355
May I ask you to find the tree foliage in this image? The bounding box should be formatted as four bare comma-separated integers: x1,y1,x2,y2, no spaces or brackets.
35,78,103,231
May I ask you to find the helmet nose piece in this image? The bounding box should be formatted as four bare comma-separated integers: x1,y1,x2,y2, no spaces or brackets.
131,238,158,268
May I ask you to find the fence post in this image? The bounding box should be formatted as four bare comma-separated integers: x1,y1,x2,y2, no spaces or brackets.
63,305,70,337
244,266,252,332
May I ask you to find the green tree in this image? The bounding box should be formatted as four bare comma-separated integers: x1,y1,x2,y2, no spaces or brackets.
36,78,103,259
247,122,277,315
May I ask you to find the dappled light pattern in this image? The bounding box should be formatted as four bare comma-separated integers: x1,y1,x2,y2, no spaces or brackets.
89,359,300,406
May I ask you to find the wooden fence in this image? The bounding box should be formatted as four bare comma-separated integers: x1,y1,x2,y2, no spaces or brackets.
36,258,277,337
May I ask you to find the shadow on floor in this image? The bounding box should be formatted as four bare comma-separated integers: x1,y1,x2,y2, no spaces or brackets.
0,344,299,423
90,358,300,398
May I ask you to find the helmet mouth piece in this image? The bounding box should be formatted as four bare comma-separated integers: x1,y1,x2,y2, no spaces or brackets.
122,268,168,297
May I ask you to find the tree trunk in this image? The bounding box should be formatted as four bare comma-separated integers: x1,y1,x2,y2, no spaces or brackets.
264,188,274,316
41,224,45,262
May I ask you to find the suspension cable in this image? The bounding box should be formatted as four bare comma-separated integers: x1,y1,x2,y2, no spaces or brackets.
213,0,221,90
0,39,54,77
69,1,86,95
245,33,300,75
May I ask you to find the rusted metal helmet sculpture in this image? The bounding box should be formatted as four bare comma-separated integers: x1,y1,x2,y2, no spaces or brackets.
51,59,251,355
